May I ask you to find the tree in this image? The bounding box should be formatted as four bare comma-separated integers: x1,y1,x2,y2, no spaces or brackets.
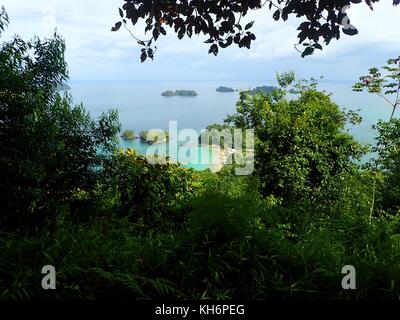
0,21,120,231
353,56,400,120
200,123,233,148
112,0,399,61
225,74,366,202
110,149,196,234
371,119,400,215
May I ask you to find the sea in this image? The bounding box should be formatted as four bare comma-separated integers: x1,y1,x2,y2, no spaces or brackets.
68,80,393,170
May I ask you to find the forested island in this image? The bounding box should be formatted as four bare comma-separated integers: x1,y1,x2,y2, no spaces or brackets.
139,129,169,144
121,129,135,140
216,86,235,92
161,90,198,97
248,85,278,95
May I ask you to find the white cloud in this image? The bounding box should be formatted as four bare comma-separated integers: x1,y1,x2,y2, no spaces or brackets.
230,1,400,62
1,0,399,80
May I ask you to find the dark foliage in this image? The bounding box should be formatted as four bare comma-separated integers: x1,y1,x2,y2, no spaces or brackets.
225,78,367,202
112,0,399,61
0,32,120,231
109,150,197,234
372,119,400,215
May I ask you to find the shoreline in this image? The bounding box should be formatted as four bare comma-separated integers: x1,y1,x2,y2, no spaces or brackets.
120,138,227,172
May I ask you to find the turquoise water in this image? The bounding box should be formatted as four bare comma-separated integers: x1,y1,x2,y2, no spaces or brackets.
119,137,221,171
68,80,394,169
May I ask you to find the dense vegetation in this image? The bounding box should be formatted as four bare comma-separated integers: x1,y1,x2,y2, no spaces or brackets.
2,19,400,301
121,130,135,141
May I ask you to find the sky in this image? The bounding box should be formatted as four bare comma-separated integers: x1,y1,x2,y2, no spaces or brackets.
1,0,399,81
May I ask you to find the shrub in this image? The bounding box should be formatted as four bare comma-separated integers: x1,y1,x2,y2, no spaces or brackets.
109,149,197,234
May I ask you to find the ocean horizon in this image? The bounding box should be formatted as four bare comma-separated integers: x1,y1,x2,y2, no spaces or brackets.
68,80,393,146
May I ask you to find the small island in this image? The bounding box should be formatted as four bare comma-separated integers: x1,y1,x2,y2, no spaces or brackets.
121,129,135,140
140,129,169,145
248,85,278,95
161,90,198,97
216,86,235,93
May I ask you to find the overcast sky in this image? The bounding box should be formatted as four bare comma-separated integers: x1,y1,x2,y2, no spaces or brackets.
1,0,399,81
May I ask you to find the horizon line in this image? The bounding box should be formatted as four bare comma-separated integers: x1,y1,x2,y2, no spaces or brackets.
68,79,356,82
